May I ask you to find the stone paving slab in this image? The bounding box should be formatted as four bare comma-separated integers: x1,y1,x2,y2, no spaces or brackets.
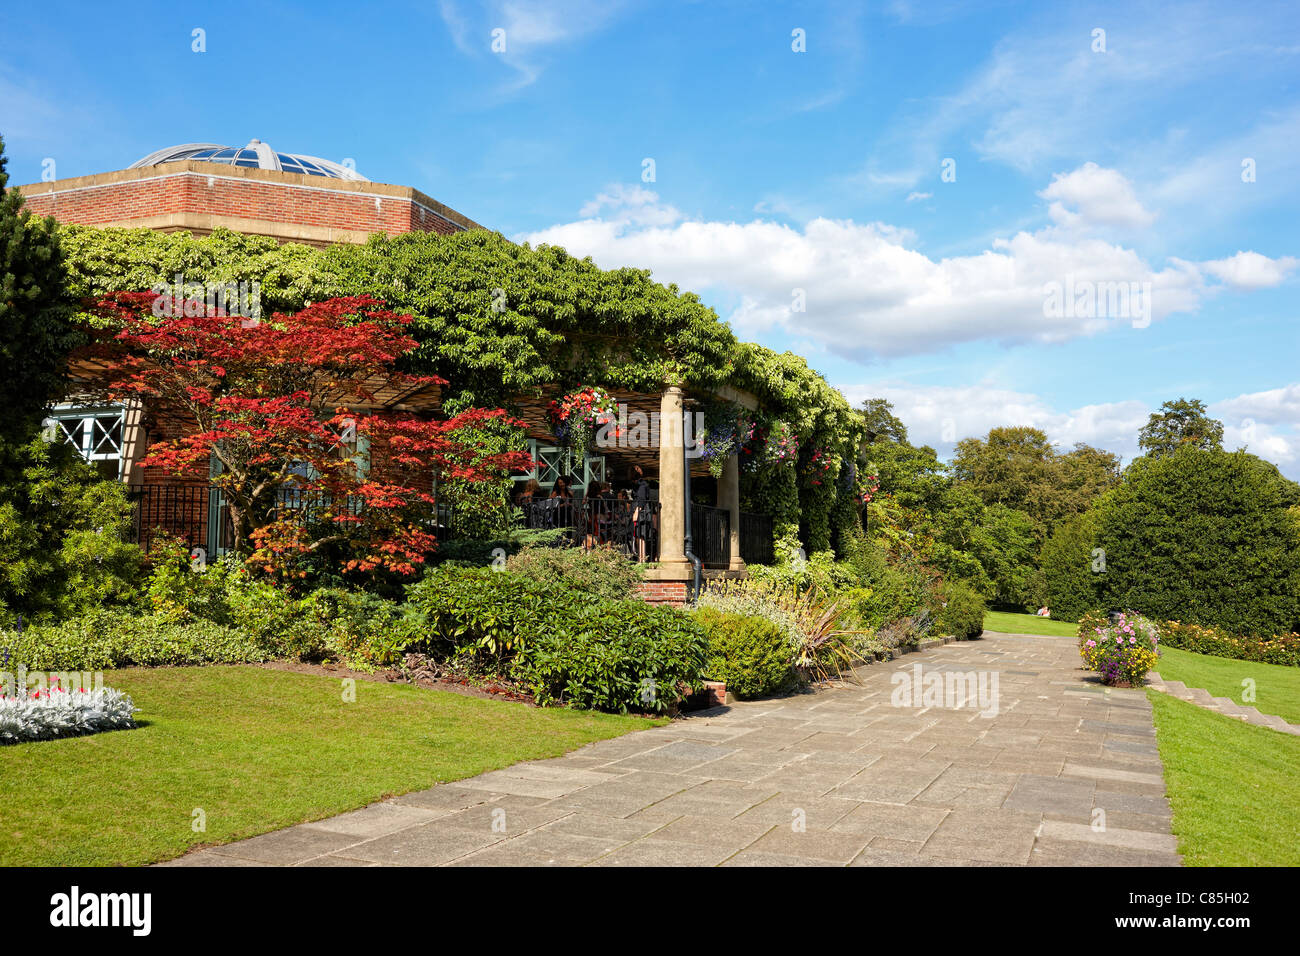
158,632,1182,868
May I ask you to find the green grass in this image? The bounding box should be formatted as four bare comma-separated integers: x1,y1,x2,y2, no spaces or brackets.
1148,689,1300,865
1154,645,1300,725
0,665,662,866
982,610,1079,638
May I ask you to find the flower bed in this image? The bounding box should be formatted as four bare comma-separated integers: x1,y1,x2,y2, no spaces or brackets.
0,686,138,745
1157,619,1300,667
1079,612,1159,686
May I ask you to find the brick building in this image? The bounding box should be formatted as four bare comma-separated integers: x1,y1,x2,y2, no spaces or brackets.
17,139,483,247
17,140,762,601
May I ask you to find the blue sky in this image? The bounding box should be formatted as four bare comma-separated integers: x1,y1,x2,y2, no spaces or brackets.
3,0,1297,473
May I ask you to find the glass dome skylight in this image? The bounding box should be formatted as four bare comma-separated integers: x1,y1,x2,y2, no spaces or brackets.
129,139,366,181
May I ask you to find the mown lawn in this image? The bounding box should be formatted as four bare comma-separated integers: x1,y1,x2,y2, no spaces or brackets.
983,610,1078,638
1154,645,1300,725
1148,689,1300,866
0,666,662,866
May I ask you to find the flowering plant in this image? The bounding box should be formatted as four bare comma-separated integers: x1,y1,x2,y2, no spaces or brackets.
1079,612,1159,686
856,473,881,506
746,420,799,472
801,446,835,485
546,386,619,460
696,403,757,477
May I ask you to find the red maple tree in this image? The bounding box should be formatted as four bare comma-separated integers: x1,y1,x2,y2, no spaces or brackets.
83,293,530,577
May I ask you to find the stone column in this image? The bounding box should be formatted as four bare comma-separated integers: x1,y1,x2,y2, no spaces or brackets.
657,385,689,572
718,452,746,571
120,397,146,486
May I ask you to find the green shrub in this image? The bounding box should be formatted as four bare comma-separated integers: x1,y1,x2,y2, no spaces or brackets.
935,580,986,640
297,587,415,670
402,566,564,660
400,567,707,712
749,546,857,597
693,606,793,698
693,578,808,651
430,526,565,567
0,609,272,670
506,545,642,601
0,438,143,626
513,602,707,713
1094,448,1300,636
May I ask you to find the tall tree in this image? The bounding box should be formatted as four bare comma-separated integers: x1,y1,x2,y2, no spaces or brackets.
859,398,909,445
1137,398,1224,458
952,427,1120,542
0,135,78,453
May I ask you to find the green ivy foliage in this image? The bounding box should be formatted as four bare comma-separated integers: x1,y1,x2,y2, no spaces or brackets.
58,225,866,556
58,224,338,319
320,231,740,412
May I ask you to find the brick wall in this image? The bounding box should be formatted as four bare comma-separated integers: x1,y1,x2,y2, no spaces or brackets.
18,164,478,246
634,580,690,607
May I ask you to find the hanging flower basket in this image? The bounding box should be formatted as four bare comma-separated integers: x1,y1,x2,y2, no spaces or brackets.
546,385,619,461
746,420,799,472
801,446,835,485
696,402,757,478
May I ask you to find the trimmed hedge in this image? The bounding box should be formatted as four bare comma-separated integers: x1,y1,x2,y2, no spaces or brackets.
0,609,273,671
693,606,793,699
1093,448,1300,636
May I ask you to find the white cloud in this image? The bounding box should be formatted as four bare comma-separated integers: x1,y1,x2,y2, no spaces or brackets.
905,191,932,203
1039,162,1154,230
836,381,1300,476
1200,251,1299,290
521,177,1293,361
438,0,629,89
837,382,1150,460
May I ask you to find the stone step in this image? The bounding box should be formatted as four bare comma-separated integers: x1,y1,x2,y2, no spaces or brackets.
1257,713,1300,734
1150,677,1300,735
1210,696,1250,715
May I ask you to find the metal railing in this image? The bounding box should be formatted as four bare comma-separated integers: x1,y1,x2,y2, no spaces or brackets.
519,496,660,562
739,511,774,565
131,481,776,571
691,503,731,569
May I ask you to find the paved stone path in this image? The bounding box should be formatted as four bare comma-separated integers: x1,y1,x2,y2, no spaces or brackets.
1147,672,1300,735
161,632,1181,867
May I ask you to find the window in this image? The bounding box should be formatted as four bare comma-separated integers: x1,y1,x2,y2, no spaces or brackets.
515,440,605,493
44,405,126,480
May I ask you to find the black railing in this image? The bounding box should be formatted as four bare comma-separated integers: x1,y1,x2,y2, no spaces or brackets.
132,481,772,572
131,484,230,555
519,496,660,562
131,484,400,556
691,503,731,569
739,511,774,565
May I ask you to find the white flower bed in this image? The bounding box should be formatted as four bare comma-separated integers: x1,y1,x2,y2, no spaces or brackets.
0,687,138,744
